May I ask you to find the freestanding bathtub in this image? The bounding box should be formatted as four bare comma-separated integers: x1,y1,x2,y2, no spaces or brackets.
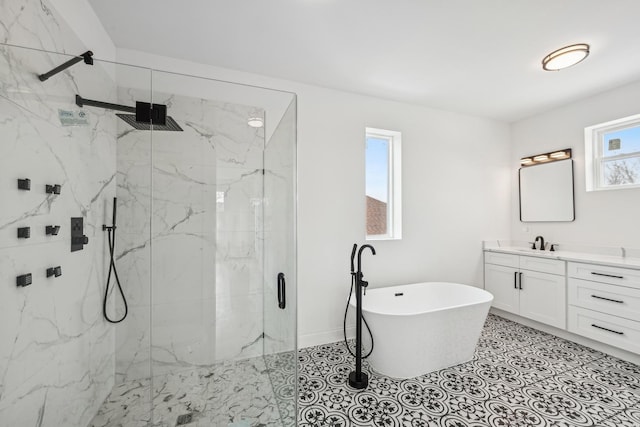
350,282,493,379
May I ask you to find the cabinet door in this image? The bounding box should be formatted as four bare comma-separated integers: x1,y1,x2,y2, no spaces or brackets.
484,263,519,314
519,270,566,329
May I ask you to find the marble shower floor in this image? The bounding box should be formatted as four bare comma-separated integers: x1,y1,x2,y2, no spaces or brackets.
89,355,293,427
299,314,640,426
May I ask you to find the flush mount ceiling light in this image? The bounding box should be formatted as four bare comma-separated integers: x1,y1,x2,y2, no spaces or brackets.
247,117,264,128
542,44,590,71
520,148,572,167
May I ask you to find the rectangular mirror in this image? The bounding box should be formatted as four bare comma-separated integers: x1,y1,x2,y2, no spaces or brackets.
519,159,575,222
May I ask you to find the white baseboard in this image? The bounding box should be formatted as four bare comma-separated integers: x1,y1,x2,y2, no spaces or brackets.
490,308,640,366
299,326,355,349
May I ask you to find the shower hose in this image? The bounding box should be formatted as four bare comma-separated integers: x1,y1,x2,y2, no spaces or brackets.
343,273,374,359
103,220,128,323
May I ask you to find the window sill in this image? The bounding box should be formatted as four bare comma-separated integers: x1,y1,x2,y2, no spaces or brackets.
587,183,640,192
366,235,402,241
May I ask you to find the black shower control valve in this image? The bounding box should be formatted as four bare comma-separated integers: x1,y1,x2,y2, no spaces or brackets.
17,178,31,190
17,227,30,239
16,273,32,287
45,184,61,194
46,266,62,278
70,217,88,252
46,225,61,236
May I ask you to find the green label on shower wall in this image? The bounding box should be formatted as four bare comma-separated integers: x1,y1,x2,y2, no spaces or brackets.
59,109,89,126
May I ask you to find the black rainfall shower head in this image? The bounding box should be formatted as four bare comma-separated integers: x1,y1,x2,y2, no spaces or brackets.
115,114,183,131
75,95,184,132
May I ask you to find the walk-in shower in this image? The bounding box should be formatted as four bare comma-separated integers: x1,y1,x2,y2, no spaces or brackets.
0,38,296,427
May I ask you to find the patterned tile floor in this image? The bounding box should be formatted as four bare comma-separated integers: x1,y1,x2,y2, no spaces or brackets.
297,314,640,427
89,314,640,426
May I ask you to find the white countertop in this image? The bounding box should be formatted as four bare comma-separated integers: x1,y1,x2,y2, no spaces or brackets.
484,246,640,270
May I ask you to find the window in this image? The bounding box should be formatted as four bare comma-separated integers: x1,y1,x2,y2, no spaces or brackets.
365,127,401,240
585,114,640,191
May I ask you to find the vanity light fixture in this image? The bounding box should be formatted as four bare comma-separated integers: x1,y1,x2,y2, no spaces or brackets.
550,150,570,159
520,157,534,165
542,44,590,71
520,148,571,167
247,117,264,128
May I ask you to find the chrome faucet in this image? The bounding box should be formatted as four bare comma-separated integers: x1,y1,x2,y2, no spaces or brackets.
534,235,545,251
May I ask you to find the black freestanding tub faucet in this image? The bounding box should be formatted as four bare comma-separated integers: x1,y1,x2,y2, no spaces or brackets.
349,243,376,389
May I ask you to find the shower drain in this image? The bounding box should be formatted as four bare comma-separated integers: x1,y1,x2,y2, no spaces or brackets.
175,413,193,425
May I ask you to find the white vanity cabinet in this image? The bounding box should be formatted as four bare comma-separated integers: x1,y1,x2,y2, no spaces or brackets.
484,251,566,329
568,262,640,354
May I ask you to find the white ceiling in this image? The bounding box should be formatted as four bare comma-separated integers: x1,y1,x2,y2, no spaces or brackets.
88,0,640,123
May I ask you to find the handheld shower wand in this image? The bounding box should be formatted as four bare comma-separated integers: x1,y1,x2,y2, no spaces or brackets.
111,195,117,229
350,243,357,273
103,197,128,323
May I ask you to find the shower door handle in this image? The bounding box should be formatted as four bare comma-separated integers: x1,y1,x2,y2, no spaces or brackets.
277,272,286,309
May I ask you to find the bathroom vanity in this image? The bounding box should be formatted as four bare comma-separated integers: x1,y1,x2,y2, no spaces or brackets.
484,251,566,329
484,244,640,356
567,262,640,354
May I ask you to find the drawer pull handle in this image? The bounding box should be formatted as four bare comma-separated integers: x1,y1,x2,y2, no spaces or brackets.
591,324,624,335
514,272,518,289
519,272,523,290
591,272,624,279
590,294,624,304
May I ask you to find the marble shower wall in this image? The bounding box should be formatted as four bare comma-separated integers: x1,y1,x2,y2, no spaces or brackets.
212,95,265,361
0,4,118,425
114,84,265,383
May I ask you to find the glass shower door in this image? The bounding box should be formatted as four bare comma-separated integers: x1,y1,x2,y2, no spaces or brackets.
264,97,298,426
147,69,297,426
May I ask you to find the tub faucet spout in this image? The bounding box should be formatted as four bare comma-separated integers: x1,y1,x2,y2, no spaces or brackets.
357,244,376,271
357,245,375,295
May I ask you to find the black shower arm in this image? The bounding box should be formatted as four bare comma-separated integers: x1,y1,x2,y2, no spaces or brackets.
38,51,93,82
75,94,136,113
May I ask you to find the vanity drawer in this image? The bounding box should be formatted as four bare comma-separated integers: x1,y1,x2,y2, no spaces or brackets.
568,262,640,289
485,252,518,268
568,278,640,322
568,306,640,354
519,256,565,275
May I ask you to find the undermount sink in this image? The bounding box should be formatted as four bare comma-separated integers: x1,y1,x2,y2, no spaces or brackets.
511,248,556,256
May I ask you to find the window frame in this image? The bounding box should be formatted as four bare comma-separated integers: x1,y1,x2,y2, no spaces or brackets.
365,127,402,240
585,113,640,192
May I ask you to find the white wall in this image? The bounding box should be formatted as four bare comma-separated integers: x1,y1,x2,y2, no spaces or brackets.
49,0,116,62
296,86,512,346
511,80,640,249
116,48,512,347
